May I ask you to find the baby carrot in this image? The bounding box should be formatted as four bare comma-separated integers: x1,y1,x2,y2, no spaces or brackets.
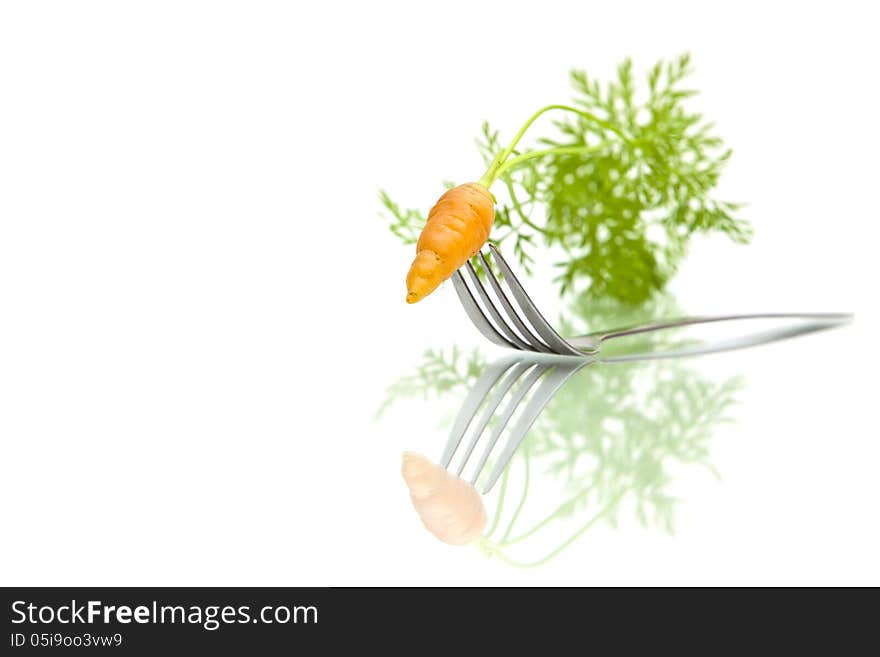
405,182,495,304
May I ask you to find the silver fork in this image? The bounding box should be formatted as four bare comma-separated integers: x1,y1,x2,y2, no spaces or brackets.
442,297,853,494
452,243,853,358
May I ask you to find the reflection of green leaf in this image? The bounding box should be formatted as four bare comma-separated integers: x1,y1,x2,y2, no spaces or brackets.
375,346,486,419
482,360,743,566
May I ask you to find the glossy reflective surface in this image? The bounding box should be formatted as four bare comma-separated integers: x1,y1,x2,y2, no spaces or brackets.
376,292,873,581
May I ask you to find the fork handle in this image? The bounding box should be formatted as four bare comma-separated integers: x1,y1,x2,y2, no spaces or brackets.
590,312,852,344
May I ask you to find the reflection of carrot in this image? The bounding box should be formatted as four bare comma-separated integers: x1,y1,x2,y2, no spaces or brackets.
405,183,495,304
401,452,486,545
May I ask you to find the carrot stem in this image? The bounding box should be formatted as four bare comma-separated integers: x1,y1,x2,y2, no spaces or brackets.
477,104,629,188
494,144,606,179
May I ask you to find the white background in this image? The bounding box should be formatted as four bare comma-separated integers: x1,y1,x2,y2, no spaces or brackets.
1,1,877,585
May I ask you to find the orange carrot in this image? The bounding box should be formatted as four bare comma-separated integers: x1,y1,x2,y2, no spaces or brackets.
405,182,495,304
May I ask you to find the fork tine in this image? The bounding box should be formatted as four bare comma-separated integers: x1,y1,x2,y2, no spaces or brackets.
477,252,552,353
468,363,550,485
439,356,514,468
487,243,592,357
463,262,533,351
455,361,533,476
482,362,584,493
451,271,516,350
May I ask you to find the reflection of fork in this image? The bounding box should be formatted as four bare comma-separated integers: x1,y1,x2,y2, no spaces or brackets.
441,308,851,494
453,244,852,358
441,354,587,494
